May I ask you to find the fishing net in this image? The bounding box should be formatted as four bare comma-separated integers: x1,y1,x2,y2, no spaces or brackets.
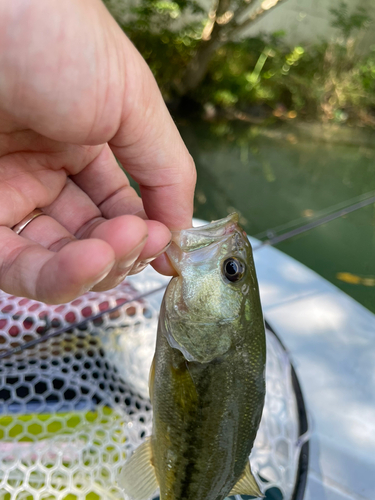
0,265,308,500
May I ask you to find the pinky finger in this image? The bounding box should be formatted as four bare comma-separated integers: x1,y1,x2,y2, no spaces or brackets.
0,228,115,304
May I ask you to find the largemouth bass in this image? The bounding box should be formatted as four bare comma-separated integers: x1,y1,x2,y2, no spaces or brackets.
119,214,266,500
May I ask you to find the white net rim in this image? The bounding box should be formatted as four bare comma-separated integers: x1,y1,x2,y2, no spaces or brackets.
264,320,309,500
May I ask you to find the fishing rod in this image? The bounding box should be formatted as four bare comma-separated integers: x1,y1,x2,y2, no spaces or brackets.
1,191,375,360
253,190,375,250
253,190,375,241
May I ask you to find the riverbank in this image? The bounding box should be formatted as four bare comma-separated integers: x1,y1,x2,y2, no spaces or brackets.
260,121,375,149
195,104,375,148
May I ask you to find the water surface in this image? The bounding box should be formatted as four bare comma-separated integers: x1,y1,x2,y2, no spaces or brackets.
178,120,375,314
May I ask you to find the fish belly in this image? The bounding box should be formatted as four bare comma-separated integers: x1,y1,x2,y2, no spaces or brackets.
151,330,265,500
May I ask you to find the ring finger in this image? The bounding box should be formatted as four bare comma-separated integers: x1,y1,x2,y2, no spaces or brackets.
0,221,115,304
20,213,149,289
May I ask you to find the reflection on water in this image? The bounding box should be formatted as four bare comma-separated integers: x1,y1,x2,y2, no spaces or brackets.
178,120,375,314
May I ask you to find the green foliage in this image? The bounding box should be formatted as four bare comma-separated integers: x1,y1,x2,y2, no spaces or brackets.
330,1,369,40
106,0,375,126
105,0,203,98
192,2,375,125
194,35,311,113
360,48,375,93
128,0,204,27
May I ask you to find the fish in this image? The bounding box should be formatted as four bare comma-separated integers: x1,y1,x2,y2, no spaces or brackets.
119,213,266,500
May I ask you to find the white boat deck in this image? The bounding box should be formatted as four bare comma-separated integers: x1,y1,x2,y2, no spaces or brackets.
250,238,375,500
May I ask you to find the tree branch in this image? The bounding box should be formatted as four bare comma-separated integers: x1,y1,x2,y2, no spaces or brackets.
231,0,258,25
202,0,233,40
228,0,290,38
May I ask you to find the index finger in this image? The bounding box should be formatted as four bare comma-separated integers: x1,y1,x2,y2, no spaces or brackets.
109,35,196,231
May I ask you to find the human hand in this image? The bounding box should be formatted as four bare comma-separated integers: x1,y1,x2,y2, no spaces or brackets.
0,0,196,304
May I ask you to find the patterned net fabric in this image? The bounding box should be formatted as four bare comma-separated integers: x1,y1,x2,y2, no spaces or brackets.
0,266,307,500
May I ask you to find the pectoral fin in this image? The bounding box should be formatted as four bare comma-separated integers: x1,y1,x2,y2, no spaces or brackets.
229,461,264,498
118,438,159,500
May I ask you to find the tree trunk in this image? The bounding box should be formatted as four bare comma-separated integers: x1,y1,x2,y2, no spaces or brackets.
176,36,224,95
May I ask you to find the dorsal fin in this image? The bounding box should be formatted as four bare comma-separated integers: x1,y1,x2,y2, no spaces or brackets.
117,438,159,500
229,460,264,498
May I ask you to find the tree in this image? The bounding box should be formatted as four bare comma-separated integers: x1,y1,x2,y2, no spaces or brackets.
177,0,289,95
105,0,289,96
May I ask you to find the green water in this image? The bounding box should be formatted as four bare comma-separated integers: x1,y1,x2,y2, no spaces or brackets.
178,120,375,314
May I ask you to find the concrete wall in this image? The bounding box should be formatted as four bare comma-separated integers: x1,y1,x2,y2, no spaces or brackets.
241,0,375,49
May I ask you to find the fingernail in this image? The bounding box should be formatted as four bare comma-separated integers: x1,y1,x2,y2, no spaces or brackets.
137,240,172,267
118,235,148,270
129,262,148,275
83,261,115,292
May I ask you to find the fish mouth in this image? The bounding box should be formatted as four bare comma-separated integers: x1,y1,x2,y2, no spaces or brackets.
167,213,240,273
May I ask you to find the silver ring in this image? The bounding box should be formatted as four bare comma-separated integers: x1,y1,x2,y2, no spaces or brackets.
12,209,45,235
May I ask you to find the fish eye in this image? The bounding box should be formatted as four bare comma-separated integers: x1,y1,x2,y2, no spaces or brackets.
222,257,245,283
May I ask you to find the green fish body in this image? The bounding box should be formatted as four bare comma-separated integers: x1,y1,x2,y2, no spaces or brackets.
119,214,266,500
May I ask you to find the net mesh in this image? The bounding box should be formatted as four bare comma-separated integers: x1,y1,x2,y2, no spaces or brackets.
0,266,307,500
